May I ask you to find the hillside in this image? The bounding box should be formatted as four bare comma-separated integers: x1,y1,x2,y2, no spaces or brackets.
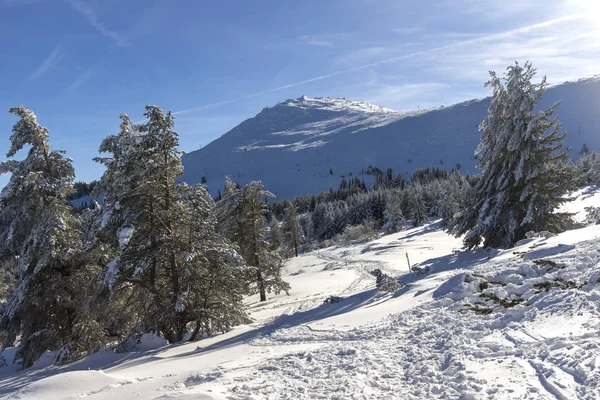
182,77,600,199
2,187,599,399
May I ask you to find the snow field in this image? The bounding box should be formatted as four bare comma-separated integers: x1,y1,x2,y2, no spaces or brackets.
1,188,599,399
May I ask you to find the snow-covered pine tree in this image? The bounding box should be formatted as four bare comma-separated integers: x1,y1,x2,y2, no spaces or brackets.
92,107,249,344
92,109,183,341
310,202,327,240
267,216,284,251
452,62,576,248
438,171,472,227
82,114,145,343
576,151,600,186
299,213,314,250
282,201,301,257
346,193,373,226
368,189,387,226
332,201,349,236
383,189,406,233
0,107,98,368
177,183,249,340
580,143,589,156
218,178,290,302
408,183,429,227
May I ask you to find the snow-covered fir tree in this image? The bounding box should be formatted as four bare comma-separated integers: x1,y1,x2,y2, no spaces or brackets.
177,183,249,340
346,193,373,226
267,217,284,251
383,189,406,233
298,213,314,250
407,183,429,226
0,107,98,368
452,62,576,249
437,171,473,227
576,151,600,186
282,201,301,257
312,201,348,240
218,178,290,302
311,202,333,240
91,107,248,344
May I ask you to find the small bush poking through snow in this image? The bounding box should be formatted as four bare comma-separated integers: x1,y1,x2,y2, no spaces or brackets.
370,269,405,292
531,258,564,271
412,265,432,276
460,273,524,314
533,278,579,293
323,295,343,304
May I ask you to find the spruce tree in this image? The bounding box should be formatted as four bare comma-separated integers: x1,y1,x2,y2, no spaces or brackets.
92,107,248,344
282,201,301,257
407,183,428,226
92,108,182,341
299,213,314,249
218,178,290,302
383,189,406,233
576,151,600,185
177,183,249,340
268,217,284,250
452,62,575,248
0,107,97,368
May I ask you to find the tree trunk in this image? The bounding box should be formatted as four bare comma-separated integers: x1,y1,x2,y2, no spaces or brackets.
149,201,157,288
170,250,186,341
189,320,202,341
257,270,266,302
249,200,267,302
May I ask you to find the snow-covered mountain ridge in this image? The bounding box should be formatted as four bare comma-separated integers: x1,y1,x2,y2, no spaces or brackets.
182,76,600,199
275,95,397,113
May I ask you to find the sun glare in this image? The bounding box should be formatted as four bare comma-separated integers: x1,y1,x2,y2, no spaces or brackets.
577,0,600,25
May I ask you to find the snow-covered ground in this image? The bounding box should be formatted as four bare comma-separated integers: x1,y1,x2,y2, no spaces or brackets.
1,188,599,399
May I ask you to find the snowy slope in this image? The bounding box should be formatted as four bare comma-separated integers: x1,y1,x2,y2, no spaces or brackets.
182,77,600,199
2,187,599,399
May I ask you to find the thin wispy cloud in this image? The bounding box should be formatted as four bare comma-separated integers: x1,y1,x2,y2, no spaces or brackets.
174,92,269,115
301,36,335,48
423,16,600,84
63,0,125,46
420,31,480,41
176,13,587,115
30,44,66,81
65,68,94,93
299,33,352,48
335,13,588,75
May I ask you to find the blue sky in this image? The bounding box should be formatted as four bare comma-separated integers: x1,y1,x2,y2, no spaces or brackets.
1,0,599,188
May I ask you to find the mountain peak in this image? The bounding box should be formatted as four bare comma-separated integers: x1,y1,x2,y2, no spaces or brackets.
273,96,396,114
